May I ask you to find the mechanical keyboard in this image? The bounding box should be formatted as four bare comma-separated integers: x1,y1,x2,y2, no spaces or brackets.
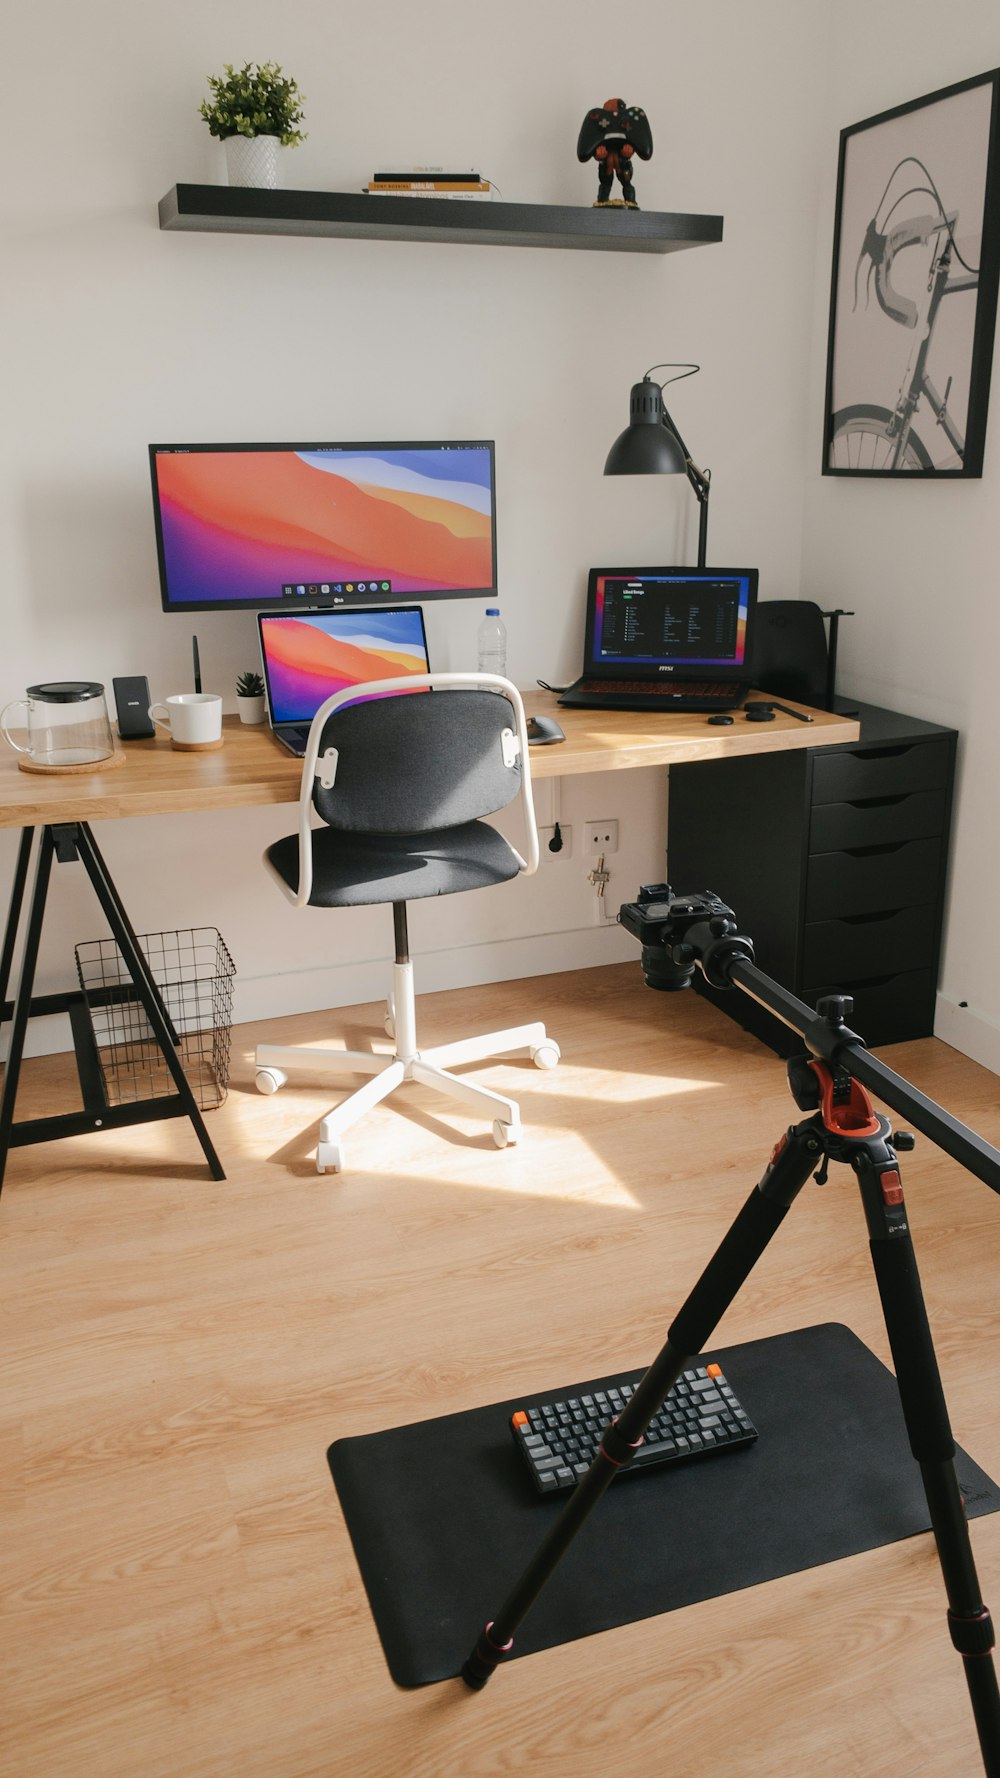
510,1362,758,1494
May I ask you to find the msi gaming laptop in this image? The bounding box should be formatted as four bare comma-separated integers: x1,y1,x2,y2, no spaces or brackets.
257,605,431,755
558,567,759,712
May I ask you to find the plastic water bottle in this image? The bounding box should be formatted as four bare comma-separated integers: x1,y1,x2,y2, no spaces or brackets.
476,607,507,680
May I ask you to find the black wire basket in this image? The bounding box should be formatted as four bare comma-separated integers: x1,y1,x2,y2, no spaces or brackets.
74,927,236,1111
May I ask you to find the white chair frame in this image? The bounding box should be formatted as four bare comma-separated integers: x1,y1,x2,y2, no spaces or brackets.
254,674,559,1172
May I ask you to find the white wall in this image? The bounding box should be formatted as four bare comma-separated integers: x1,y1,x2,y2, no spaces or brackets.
6,0,829,1053
800,3,1000,1071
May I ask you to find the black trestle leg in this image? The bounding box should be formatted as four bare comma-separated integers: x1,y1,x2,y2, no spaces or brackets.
461,1122,821,1688
0,828,54,1195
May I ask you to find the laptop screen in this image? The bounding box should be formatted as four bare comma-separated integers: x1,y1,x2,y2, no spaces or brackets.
584,568,758,681
258,605,430,725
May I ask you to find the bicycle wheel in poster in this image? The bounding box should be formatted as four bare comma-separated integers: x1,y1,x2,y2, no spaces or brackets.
828,404,935,471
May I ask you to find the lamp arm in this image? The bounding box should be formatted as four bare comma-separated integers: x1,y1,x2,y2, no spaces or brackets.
661,400,711,568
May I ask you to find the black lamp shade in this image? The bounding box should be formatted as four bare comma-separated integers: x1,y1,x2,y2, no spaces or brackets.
604,379,688,475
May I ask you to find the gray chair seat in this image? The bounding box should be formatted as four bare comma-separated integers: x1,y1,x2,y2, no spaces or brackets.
267,819,521,907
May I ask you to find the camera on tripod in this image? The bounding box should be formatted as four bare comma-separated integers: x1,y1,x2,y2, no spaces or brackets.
618,883,755,991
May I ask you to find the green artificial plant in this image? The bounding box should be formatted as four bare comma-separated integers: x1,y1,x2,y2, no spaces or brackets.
236,669,266,698
199,62,306,146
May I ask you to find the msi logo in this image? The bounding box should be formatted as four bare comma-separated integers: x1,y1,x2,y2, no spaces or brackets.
657,664,674,673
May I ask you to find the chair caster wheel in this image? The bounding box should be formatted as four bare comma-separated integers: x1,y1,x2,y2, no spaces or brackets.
255,1066,287,1094
492,1118,519,1148
316,1140,344,1173
531,1040,560,1070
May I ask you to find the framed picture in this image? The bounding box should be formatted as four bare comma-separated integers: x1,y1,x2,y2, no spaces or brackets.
823,68,1000,476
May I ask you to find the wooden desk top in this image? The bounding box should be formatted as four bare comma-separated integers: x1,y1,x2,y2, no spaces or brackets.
0,693,861,828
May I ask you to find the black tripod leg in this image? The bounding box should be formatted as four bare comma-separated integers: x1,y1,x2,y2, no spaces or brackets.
857,1157,1000,1776
77,823,181,1045
462,1120,822,1688
0,829,55,1195
73,824,226,1182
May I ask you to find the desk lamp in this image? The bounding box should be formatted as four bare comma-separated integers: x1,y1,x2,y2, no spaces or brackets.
604,363,712,568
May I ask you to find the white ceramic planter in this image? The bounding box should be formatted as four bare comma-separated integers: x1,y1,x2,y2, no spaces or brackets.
224,134,280,189
237,694,267,725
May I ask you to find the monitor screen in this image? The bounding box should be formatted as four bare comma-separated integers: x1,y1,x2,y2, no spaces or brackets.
149,441,497,611
258,606,430,725
585,568,757,678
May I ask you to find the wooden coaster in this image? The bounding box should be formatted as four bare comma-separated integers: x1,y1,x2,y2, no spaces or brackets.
170,736,224,752
17,748,127,775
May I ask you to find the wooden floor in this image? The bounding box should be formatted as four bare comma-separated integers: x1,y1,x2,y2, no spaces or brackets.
2,964,999,1778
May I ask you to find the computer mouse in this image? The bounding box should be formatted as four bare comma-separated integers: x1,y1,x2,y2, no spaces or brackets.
744,703,776,722
707,714,734,726
526,715,565,745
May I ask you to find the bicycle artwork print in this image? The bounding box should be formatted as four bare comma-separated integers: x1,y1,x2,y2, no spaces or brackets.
824,69,1000,478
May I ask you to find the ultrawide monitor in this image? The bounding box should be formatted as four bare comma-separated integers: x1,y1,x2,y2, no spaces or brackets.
149,441,497,612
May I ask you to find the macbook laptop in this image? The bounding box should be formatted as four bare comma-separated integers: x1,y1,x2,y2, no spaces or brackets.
558,567,759,712
257,605,431,755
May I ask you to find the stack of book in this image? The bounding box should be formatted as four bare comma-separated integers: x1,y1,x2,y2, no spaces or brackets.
364,171,495,201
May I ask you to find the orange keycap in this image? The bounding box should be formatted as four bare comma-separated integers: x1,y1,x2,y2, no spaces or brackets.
706,1364,722,1379
512,1410,529,1427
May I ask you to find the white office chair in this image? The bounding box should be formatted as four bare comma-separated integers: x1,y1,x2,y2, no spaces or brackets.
254,673,560,1172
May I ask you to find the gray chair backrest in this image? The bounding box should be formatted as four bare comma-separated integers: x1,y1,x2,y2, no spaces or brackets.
313,688,523,833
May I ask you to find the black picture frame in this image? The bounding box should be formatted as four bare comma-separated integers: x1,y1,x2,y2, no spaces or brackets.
823,68,1000,477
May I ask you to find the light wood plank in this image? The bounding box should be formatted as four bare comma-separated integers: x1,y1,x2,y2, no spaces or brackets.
1,965,996,1778
0,695,858,826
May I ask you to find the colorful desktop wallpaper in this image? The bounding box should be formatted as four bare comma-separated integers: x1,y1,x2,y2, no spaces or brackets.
260,609,429,723
153,446,496,606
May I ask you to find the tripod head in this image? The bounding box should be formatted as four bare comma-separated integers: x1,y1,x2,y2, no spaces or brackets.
618,884,755,991
619,882,1000,1200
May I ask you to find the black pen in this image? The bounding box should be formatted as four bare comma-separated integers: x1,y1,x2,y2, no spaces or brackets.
192,635,202,694
748,700,813,722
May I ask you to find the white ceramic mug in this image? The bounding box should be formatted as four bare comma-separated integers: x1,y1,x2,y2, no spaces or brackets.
148,692,223,747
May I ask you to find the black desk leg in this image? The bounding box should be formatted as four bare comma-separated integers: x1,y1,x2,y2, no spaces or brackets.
73,823,225,1182
76,822,181,1045
0,828,55,1194
0,827,34,1010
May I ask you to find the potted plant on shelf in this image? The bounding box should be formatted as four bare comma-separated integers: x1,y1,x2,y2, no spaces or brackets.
236,669,267,724
199,61,307,190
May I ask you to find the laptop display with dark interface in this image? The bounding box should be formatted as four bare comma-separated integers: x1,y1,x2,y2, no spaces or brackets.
559,568,759,711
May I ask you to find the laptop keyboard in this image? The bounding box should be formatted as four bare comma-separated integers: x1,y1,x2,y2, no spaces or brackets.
578,679,738,699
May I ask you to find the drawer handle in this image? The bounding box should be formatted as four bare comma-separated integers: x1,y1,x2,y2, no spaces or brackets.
850,745,915,761
840,909,902,925
844,840,907,858
847,794,909,810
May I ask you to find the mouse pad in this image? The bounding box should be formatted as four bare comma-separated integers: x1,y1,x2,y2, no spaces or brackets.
327,1322,1000,1687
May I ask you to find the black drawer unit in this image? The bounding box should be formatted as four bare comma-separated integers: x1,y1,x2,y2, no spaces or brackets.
666,702,957,1053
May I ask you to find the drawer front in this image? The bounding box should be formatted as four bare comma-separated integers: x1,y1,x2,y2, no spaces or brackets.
805,837,941,920
806,969,937,1046
803,904,936,984
810,788,946,853
811,739,951,805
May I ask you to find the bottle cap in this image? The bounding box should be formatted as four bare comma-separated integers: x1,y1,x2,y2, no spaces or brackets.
485,607,500,616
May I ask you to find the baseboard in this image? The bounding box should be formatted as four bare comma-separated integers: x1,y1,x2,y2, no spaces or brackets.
934,993,1000,1078
3,922,639,1061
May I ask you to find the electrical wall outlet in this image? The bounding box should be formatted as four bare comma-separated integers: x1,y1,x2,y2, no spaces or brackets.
539,823,572,859
584,819,619,855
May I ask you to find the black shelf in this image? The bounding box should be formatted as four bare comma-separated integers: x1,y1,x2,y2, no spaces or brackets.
158,184,724,255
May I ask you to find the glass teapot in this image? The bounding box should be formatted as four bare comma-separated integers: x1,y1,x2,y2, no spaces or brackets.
0,681,115,768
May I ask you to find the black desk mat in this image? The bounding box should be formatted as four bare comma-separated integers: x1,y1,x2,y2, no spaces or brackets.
328,1323,1000,1687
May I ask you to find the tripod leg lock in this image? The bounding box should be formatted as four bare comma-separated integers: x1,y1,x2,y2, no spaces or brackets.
600,1417,645,1467
461,1621,515,1689
947,1606,996,1659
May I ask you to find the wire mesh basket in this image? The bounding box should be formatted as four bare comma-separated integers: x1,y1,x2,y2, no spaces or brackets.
75,927,236,1110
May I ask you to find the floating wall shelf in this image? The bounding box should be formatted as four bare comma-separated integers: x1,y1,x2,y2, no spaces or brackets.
158,184,724,255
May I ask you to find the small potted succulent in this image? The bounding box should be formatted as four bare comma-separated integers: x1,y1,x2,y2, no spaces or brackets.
199,61,307,189
236,669,267,724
